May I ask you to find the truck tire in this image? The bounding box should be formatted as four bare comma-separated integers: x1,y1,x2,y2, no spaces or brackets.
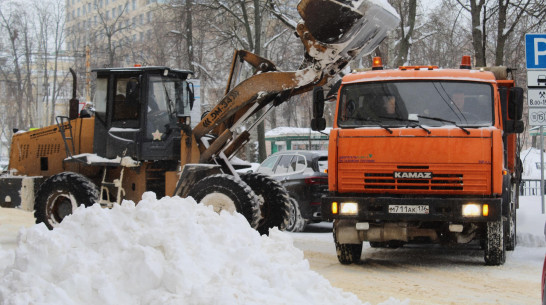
504,183,517,251
34,172,99,230
285,197,306,232
333,220,362,264
188,174,262,229
484,220,506,266
505,184,519,251
241,173,291,235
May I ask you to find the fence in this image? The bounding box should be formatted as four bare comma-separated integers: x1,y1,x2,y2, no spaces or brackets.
520,180,543,196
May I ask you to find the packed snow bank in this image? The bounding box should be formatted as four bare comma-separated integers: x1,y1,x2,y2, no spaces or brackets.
0,193,404,305
520,148,545,179
517,195,546,247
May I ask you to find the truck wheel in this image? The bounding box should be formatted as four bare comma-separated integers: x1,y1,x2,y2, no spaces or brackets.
188,174,261,229
285,197,306,232
34,172,99,230
484,220,506,266
241,173,291,235
333,220,362,264
505,184,517,251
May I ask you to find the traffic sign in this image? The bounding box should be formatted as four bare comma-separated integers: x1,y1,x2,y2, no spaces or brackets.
528,70,546,87
526,34,546,69
529,108,546,126
528,89,546,106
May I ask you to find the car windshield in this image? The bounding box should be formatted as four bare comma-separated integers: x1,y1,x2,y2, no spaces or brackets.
338,81,493,128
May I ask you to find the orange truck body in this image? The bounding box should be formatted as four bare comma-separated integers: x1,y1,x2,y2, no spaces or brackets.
321,61,524,265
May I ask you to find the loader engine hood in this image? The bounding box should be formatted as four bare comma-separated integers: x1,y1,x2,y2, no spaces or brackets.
331,127,501,196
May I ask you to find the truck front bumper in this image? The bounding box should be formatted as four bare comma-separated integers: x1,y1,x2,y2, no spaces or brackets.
321,196,502,222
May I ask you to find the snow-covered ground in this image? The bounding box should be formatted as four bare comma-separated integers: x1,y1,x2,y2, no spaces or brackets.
0,193,405,305
0,194,544,305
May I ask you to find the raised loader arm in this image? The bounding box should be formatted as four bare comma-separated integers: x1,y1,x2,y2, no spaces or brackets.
184,0,399,173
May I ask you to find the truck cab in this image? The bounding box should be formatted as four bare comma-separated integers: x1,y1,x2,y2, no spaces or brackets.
318,56,524,265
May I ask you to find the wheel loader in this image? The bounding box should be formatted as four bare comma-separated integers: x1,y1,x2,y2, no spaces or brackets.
0,0,399,234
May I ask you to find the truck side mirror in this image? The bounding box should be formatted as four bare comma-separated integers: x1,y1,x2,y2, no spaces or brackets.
500,87,524,134
311,87,326,131
508,87,523,120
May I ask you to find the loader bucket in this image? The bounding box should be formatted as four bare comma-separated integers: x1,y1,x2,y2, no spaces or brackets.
298,0,399,54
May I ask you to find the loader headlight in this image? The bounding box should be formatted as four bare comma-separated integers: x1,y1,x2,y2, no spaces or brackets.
340,202,358,215
462,203,481,217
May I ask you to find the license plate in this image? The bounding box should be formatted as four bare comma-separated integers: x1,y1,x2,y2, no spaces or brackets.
388,205,429,214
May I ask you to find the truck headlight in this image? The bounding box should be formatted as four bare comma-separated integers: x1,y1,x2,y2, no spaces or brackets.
340,202,358,215
462,203,481,217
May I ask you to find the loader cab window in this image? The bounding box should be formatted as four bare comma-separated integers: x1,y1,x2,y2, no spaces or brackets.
338,81,493,128
146,75,189,140
94,78,108,121
112,77,140,124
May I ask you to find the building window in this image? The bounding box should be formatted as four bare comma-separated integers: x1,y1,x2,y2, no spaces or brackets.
132,0,136,10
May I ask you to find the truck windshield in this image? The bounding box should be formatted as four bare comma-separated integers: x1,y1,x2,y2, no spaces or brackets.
338,81,493,128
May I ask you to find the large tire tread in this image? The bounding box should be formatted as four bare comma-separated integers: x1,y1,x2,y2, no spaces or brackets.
241,172,291,235
34,172,99,230
484,220,506,266
188,174,262,229
333,220,362,264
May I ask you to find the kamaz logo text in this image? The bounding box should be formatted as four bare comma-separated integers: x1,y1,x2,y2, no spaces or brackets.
394,172,432,179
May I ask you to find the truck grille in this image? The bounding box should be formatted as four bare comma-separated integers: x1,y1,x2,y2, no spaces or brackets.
338,164,490,194
364,173,463,191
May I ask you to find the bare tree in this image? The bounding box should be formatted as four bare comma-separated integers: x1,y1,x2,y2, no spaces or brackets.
89,1,131,67
34,0,68,125
0,2,28,131
391,0,417,67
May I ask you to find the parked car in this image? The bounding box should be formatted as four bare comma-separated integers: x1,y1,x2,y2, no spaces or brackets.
255,150,328,232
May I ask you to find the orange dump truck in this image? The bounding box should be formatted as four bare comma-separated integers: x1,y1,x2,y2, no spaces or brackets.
316,56,524,265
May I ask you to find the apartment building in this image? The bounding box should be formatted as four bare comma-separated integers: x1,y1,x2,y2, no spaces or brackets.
65,0,166,65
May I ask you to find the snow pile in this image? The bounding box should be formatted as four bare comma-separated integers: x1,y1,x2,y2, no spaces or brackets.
517,195,546,247
0,193,385,305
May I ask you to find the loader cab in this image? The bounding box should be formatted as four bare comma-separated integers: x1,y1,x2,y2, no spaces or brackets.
92,66,193,161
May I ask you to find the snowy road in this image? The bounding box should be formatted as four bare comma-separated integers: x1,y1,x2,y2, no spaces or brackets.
1,196,545,305
291,223,542,305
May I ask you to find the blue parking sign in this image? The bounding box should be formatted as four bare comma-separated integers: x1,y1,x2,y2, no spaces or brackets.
526,34,546,69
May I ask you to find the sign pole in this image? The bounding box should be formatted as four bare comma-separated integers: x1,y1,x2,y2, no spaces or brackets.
540,126,545,214
542,126,545,213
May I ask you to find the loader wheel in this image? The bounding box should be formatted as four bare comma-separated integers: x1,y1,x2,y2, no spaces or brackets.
188,174,261,229
285,197,305,233
35,172,99,230
240,173,291,235
333,220,362,264
484,220,506,266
